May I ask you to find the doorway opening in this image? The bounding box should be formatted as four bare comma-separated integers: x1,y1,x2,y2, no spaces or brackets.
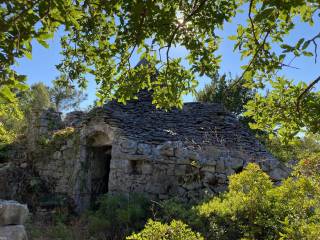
87,145,112,201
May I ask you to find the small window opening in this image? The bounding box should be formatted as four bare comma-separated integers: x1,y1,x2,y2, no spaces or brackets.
130,160,142,175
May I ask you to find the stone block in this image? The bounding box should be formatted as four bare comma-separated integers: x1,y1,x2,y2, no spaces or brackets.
216,174,227,184
157,142,174,157
120,139,137,154
166,166,175,176
0,200,28,225
62,148,75,160
0,225,27,240
216,159,225,173
53,151,62,160
137,143,152,155
214,184,228,193
141,163,153,175
202,165,215,173
146,184,166,194
228,158,244,170
174,165,187,175
269,166,289,181
188,151,201,162
225,168,235,176
202,146,223,164
175,147,189,162
183,182,202,190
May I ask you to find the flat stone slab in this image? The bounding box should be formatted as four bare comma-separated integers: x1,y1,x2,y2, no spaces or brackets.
0,200,28,225
0,225,27,240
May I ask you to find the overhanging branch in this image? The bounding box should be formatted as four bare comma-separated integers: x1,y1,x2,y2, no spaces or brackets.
296,75,320,112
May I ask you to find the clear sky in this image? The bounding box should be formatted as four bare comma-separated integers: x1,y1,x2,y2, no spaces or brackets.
13,11,320,108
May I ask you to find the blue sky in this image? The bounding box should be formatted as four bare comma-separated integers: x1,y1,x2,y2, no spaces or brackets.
14,11,320,108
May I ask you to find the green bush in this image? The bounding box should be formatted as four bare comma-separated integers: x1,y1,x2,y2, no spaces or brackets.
88,193,151,239
264,133,320,162
295,152,320,181
196,163,320,240
126,219,204,240
46,222,74,240
154,198,207,235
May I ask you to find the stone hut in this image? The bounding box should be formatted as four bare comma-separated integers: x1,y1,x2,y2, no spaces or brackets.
26,87,289,212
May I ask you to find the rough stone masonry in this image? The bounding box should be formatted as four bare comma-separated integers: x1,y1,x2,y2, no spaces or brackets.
22,86,289,212
0,61,289,212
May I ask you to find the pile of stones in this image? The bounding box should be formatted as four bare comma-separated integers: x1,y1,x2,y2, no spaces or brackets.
0,200,28,240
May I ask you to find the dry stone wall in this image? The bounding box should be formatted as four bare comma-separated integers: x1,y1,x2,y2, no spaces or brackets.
108,137,288,202
16,96,290,212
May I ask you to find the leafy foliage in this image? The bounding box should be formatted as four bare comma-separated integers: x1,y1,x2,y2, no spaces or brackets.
196,73,254,116
52,127,75,140
0,101,23,146
2,1,319,142
27,83,52,111
0,80,86,146
263,133,320,162
0,0,81,107
126,219,204,240
0,85,27,146
0,82,52,146
196,163,320,239
244,78,320,142
87,193,150,240
50,76,87,112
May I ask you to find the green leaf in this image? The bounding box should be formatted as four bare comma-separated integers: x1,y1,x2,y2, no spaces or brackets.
254,7,275,22
228,35,237,40
38,39,49,48
22,50,32,60
302,51,313,57
296,38,305,49
0,86,15,102
302,41,310,50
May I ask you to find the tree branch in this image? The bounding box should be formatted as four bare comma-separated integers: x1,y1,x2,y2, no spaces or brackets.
166,0,208,65
305,32,320,63
3,0,41,28
226,29,271,93
296,75,320,112
248,0,259,45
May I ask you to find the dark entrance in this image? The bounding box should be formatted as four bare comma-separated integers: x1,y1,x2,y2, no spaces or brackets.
88,145,112,200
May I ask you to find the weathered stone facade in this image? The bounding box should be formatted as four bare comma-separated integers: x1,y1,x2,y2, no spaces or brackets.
22,89,289,212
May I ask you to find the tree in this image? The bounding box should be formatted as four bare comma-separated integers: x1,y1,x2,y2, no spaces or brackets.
0,100,23,147
0,82,51,146
1,0,320,141
27,83,52,111
49,77,87,112
196,73,254,116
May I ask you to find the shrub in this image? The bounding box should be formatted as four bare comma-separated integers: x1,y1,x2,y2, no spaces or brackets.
46,222,74,240
52,127,75,140
88,193,151,239
155,198,207,234
126,219,204,240
196,163,320,240
294,152,320,181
